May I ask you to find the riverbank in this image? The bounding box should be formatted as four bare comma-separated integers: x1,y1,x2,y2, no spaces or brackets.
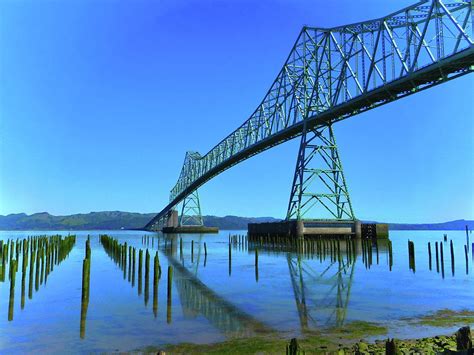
147,327,472,354
139,309,474,354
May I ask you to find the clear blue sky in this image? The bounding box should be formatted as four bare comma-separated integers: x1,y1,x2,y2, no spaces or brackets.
0,0,472,223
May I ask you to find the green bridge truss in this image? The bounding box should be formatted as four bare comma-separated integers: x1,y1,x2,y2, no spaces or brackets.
145,0,474,231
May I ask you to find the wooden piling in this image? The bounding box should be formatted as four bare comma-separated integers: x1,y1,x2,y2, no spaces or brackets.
28,248,35,299
167,266,173,324
145,249,150,306
35,249,40,291
466,225,470,250
86,237,91,261
132,247,136,287
388,240,393,271
128,246,132,282
428,242,432,270
255,248,259,282
408,240,415,272
450,240,455,276
21,247,27,309
8,259,17,321
440,242,445,278
138,249,143,295
153,252,159,318
228,243,232,276
81,257,91,302
435,242,440,273
465,245,469,275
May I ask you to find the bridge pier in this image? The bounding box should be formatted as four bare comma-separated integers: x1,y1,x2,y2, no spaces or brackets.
248,220,387,239
163,189,219,234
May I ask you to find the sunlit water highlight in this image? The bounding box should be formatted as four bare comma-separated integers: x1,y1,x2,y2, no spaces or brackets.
0,230,473,353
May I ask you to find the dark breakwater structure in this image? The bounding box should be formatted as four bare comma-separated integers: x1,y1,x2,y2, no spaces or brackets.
0,235,76,322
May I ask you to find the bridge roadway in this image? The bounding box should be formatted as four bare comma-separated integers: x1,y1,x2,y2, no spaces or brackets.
146,1,474,230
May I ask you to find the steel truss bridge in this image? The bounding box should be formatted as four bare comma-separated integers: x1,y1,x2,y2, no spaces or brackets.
145,0,473,231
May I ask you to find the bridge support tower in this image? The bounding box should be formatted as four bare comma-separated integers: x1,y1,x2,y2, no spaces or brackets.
250,123,368,239
163,189,219,234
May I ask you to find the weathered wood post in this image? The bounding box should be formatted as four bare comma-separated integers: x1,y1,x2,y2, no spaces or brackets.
466,225,470,251
81,257,91,302
128,246,132,282
255,248,259,282
21,247,27,309
153,252,159,318
388,240,393,271
408,240,415,272
455,326,472,351
428,242,432,270
450,240,455,276
28,248,35,299
8,259,17,321
465,245,469,275
138,249,143,295
228,243,232,276
145,249,150,306
35,248,40,291
167,266,173,324
440,242,445,278
385,338,399,355
132,247,136,287
435,242,440,273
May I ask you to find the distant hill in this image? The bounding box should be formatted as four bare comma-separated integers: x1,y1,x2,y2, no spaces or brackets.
387,219,474,231
0,212,471,231
0,211,279,231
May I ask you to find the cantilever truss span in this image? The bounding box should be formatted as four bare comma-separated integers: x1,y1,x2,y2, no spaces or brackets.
145,0,474,231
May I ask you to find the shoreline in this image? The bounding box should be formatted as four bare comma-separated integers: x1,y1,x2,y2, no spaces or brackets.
137,309,474,354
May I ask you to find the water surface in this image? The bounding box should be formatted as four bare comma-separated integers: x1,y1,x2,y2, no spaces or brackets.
0,230,473,353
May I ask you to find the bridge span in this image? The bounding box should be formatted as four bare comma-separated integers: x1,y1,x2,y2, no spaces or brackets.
145,0,474,232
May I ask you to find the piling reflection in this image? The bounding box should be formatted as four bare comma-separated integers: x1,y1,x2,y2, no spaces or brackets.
98,232,472,339
100,235,163,326
165,251,273,336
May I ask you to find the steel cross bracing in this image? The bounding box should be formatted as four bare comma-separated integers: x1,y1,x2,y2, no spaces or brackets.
179,189,204,226
145,0,474,231
287,123,354,221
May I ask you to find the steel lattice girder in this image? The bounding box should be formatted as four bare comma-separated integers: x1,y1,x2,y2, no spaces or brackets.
179,189,204,226
287,124,354,221
145,0,474,231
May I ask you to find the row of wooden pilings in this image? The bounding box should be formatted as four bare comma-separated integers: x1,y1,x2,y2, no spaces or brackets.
425,238,472,278
0,235,76,321
99,235,173,324
227,234,258,280
244,233,394,270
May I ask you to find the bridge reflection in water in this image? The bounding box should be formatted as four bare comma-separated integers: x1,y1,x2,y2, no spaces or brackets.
162,236,390,335
164,237,273,337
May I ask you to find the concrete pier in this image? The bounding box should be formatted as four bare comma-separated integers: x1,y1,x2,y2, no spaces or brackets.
248,220,388,239
162,226,219,234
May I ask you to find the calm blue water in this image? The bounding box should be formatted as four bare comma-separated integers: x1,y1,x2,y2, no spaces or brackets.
0,230,473,353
